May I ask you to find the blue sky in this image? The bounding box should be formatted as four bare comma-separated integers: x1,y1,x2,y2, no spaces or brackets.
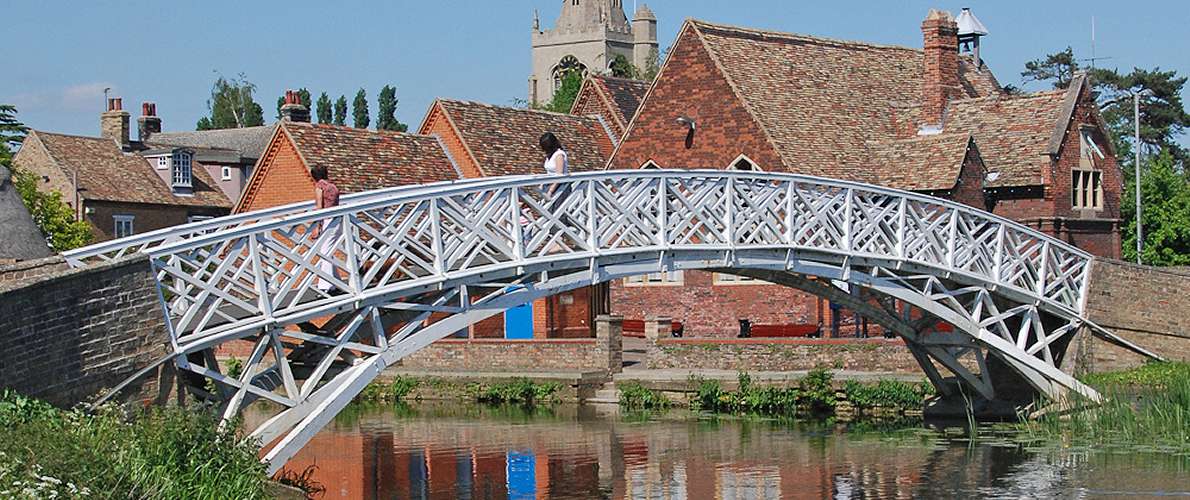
4,1,1187,147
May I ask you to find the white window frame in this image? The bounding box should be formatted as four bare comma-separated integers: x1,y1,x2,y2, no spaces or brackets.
221,166,233,181
114,215,135,238
172,151,193,188
153,155,169,170
728,153,761,171
624,270,684,287
712,273,766,285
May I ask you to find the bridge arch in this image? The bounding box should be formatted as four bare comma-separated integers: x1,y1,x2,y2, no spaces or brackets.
79,170,1104,473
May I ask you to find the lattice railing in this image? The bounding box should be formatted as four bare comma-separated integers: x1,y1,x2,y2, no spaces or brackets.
138,171,1094,349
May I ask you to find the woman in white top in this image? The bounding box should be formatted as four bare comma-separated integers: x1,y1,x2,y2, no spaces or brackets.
539,132,568,175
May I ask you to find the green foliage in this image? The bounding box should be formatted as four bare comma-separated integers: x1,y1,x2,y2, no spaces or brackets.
541,71,584,113
1021,47,1079,89
1021,363,1190,454
798,368,837,413
0,104,28,152
10,164,92,251
333,95,348,126
376,85,408,132
475,378,560,406
0,391,270,499
609,54,636,79
618,381,671,410
689,373,800,416
357,376,420,402
843,379,933,410
1121,151,1190,265
224,357,243,380
196,73,265,130
316,92,333,124
352,88,369,129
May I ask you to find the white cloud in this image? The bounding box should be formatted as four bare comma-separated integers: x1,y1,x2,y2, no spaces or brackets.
60,82,117,112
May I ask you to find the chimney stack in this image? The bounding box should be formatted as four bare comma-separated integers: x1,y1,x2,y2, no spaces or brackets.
138,102,162,142
101,97,131,147
921,9,961,130
279,90,310,123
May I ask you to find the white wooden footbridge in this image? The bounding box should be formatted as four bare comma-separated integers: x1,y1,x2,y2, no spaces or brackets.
64,170,1131,474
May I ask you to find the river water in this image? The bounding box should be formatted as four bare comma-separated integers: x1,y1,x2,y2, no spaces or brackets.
279,402,1189,499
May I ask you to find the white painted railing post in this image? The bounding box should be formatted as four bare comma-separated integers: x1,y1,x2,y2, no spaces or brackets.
428,198,444,276
993,223,1006,282
249,234,274,321
510,186,523,261
342,214,360,294
1038,241,1050,295
784,181,795,245
657,177,667,247
842,188,853,252
725,175,736,246
896,197,907,259
586,179,598,250
946,210,959,268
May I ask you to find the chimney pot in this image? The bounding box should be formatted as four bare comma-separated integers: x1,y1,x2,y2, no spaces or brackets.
138,101,162,142
280,88,310,123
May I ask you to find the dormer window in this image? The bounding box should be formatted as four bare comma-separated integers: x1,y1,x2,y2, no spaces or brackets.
729,154,760,171
172,151,192,188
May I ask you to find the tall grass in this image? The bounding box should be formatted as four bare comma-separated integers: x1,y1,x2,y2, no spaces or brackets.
0,390,270,499
1020,362,1190,452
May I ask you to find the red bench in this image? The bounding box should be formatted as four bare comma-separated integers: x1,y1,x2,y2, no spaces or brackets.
749,324,821,338
622,319,685,337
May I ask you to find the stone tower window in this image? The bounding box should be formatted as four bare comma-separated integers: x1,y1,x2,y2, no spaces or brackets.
553,56,586,91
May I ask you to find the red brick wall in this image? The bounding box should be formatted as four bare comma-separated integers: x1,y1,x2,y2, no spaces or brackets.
398,338,613,372
87,201,227,242
237,132,313,213
611,271,819,338
949,143,987,209
571,83,624,138
609,25,783,170
420,104,484,179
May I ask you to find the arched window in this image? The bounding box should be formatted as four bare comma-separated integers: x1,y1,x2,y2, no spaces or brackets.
552,56,586,91
728,154,760,171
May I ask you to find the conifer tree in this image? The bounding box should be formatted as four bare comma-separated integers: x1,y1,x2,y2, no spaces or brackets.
316,93,333,124
352,89,369,129
333,96,348,126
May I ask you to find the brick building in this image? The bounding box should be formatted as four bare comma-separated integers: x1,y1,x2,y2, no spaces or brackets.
419,98,618,338
601,11,1122,336
570,75,650,138
14,98,232,242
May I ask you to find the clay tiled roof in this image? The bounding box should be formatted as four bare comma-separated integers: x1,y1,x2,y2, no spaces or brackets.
862,133,974,191
689,21,1001,182
435,99,615,176
30,131,230,207
941,90,1069,187
280,122,459,193
150,124,277,162
589,75,650,129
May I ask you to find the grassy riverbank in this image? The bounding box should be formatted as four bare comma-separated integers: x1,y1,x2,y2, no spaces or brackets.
357,375,563,406
1019,362,1190,454
0,391,271,499
618,369,934,419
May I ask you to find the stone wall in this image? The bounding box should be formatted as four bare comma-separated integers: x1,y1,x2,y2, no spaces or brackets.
398,315,623,374
0,255,173,407
1085,259,1190,370
642,317,918,372
0,255,69,290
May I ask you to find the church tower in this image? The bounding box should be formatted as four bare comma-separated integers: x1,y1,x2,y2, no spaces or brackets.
529,1,658,106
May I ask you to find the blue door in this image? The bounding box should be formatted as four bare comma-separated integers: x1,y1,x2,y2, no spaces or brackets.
506,450,536,500
504,301,534,339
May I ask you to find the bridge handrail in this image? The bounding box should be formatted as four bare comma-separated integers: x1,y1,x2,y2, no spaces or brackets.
144,170,1094,345
61,175,517,267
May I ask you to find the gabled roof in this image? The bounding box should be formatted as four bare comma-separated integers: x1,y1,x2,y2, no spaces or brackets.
863,133,976,191
940,91,1068,187
0,166,52,260
27,131,230,208
573,75,650,131
428,99,615,176
685,20,1002,183
149,123,277,162
279,121,460,194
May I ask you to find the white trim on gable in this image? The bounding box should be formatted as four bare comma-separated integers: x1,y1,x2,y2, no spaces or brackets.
640,160,660,169
728,153,761,171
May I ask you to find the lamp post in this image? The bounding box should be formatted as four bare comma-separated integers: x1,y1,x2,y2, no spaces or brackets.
1134,89,1152,265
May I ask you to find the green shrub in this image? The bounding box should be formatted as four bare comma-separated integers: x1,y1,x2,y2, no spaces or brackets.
476,378,560,406
0,391,269,499
844,380,932,411
618,382,670,410
798,368,836,413
358,375,420,402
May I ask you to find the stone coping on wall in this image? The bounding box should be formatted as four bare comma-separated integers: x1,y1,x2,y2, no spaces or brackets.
657,337,905,346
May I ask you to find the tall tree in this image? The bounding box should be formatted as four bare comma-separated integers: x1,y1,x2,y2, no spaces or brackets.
609,55,636,79
196,73,264,130
352,89,369,129
333,95,348,126
316,92,333,124
1021,47,1079,89
641,47,662,80
542,71,583,113
0,104,28,155
376,85,408,132
1122,150,1190,265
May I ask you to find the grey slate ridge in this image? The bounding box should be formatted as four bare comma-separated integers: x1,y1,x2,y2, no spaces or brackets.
0,166,53,260
149,123,277,162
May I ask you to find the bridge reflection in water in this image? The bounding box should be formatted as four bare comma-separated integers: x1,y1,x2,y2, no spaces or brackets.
265,404,1188,499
